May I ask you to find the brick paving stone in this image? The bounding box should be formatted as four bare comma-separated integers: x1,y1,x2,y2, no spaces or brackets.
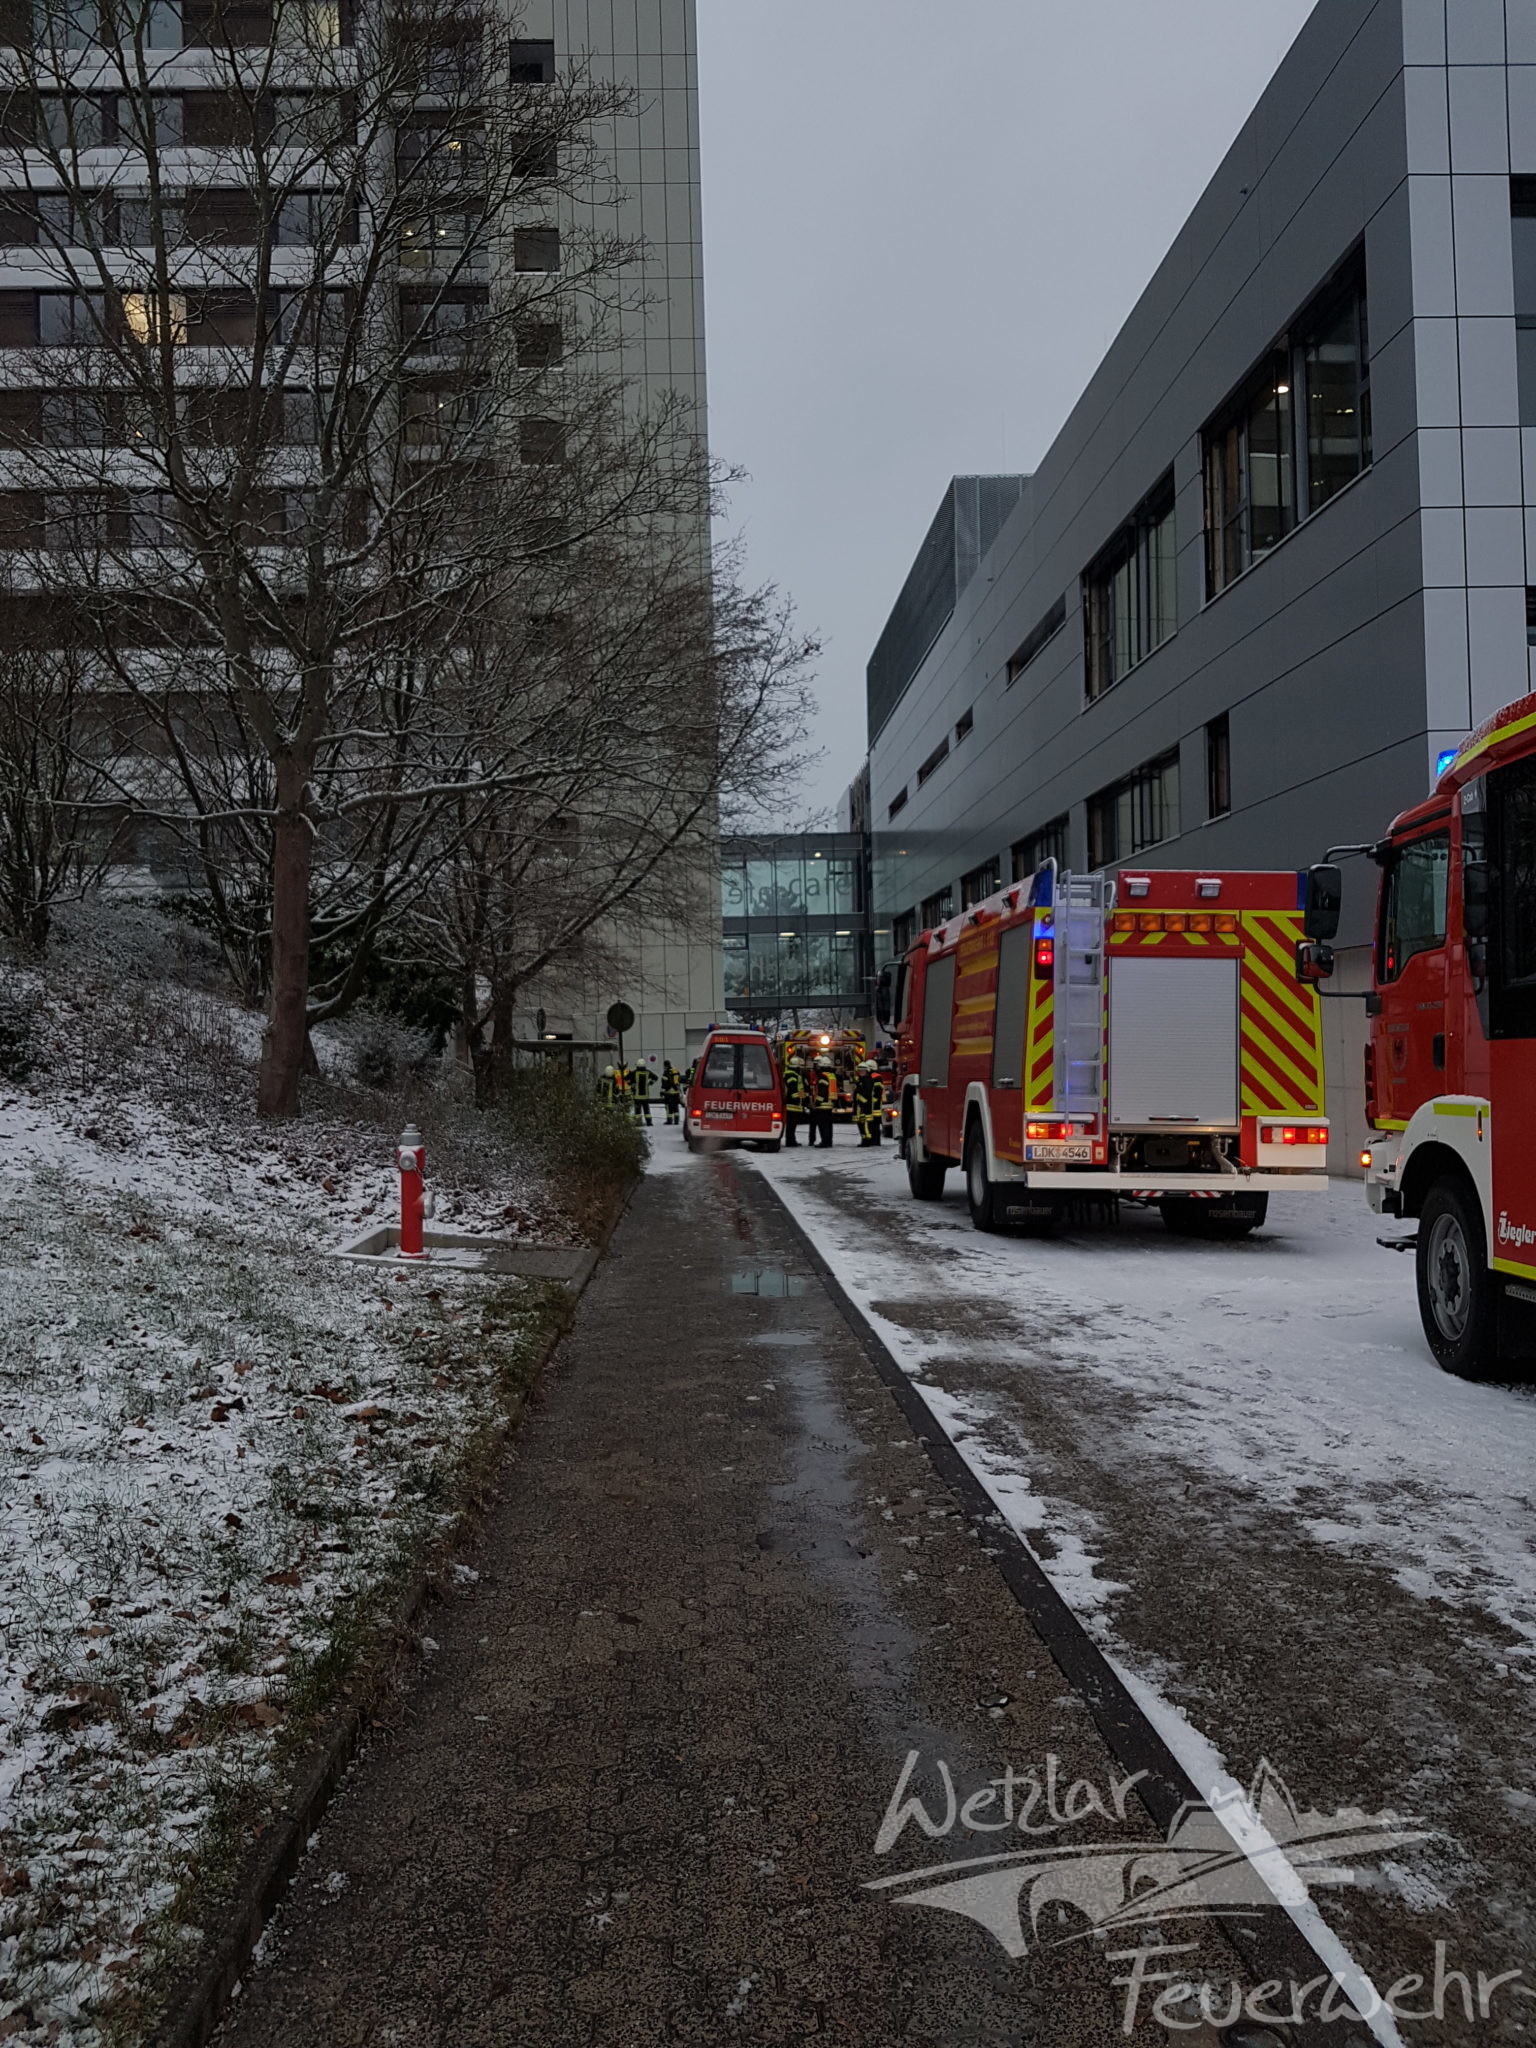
218,1160,1257,2047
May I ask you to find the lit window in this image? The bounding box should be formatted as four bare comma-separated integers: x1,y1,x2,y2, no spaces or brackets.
122,291,186,343
1204,253,1370,596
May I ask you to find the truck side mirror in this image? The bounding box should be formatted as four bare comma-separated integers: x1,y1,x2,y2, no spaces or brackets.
1303,864,1343,943
874,966,894,1031
1464,859,1490,941
1296,941,1336,986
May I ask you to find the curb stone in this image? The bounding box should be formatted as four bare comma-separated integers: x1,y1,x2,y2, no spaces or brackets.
146,1172,639,2048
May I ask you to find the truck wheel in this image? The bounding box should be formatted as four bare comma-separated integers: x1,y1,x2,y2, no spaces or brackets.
907,1148,947,1202
1417,1178,1497,1378
964,1123,1002,1233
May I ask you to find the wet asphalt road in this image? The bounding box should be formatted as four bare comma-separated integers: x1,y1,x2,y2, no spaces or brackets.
216,1161,1256,2047
771,1158,1536,2048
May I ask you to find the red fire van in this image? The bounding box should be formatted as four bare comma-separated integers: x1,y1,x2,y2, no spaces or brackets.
685,1030,785,1152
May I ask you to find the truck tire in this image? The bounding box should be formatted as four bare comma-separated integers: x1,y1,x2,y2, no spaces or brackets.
1417,1177,1498,1379
964,1122,1002,1233
1160,1193,1269,1239
907,1148,947,1202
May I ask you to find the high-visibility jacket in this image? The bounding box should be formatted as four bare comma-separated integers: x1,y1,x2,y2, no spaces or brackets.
815,1069,839,1108
854,1071,882,1117
598,1072,621,1105
784,1067,808,1112
661,1062,682,1098
632,1064,655,1100
613,1065,632,1097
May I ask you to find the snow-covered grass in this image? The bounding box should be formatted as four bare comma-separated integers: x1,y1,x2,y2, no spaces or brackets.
0,918,628,2046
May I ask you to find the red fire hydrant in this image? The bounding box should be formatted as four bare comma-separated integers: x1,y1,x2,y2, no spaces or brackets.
397,1123,427,1260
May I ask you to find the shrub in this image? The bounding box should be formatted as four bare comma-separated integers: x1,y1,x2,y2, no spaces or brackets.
489,1063,644,1234
322,1010,439,1091
0,974,37,1081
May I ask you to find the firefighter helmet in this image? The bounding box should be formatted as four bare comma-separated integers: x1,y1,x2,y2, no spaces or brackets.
603,1065,615,1077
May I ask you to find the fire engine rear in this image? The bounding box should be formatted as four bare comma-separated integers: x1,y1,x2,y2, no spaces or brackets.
876,864,1329,1236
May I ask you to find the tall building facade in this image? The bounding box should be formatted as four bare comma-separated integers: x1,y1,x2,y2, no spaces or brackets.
0,0,718,1072
865,0,1536,1163
511,0,721,1069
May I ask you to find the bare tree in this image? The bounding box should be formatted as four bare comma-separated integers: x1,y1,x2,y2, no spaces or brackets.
0,0,723,1113
406,548,820,1103
0,640,121,949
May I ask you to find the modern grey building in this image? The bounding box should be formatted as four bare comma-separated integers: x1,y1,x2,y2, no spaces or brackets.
865,0,1536,1157
720,832,874,1025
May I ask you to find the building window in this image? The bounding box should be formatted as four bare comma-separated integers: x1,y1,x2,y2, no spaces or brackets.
1087,750,1180,869
509,38,556,83
1083,477,1176,701
916,736,949,786
888,786,908,819
515,318,563,368
513,225,560,272
1206,714,1231,819
955,706,973,743
1006,595,1067,686
891,910,916,956
961,858,1000,908
1527,588,1536,647
1514,183,1536,423
1302,277,1371,514
921,886,954,929
1011,815,1069,882
1205,252,1370,596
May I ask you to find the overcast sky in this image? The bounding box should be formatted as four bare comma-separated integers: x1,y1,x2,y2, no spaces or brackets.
695,0,1320,820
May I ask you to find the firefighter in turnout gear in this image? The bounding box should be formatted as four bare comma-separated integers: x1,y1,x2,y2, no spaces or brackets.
598,1064,622,1107
853,1059,885,1147
661,1060,683,1125
812,1056,838,1148
630,1058,656,1125
783,1057,809,1146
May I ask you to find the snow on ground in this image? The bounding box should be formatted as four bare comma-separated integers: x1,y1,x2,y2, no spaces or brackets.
0,954,573,2046
748,1143,1536,1659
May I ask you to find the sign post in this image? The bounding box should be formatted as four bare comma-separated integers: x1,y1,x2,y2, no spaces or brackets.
606,1001,636,1072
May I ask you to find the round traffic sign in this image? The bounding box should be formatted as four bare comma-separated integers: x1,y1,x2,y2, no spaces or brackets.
607,1001,636,1034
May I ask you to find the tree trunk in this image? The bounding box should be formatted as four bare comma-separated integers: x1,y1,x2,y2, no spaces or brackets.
486,978,516,1103
257,764,315,1119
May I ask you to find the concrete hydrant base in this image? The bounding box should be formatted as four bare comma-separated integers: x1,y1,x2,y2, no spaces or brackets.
330,1225,596,1289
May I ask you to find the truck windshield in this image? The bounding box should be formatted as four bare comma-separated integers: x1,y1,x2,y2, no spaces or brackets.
702,1045,737,1088
739,1045,774,1093
1380,833,1449,980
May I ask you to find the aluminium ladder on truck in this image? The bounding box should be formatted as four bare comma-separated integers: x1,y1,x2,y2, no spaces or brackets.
1053,871,1110,1122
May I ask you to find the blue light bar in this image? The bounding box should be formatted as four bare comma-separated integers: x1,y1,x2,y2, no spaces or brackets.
1436,748,1458,777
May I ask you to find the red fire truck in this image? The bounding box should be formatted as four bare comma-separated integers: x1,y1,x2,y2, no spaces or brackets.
1298,686,1536,1378
876,864,1330,1237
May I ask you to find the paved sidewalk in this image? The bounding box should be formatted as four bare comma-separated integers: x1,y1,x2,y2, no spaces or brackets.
218,1159,1246,2047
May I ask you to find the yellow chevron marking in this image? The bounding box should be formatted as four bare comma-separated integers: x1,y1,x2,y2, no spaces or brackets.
1243,945,1324,1038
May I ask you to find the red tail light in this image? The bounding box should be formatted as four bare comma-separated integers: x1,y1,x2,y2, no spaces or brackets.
1026,1121,1075,1140
1261,1124,1329,1146
1033,938,1055,978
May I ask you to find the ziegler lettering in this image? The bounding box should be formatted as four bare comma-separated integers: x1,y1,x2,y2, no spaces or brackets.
1497,1212,1536,1249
